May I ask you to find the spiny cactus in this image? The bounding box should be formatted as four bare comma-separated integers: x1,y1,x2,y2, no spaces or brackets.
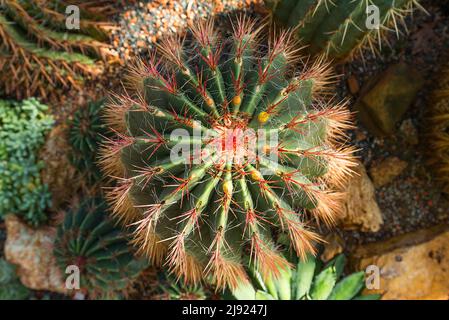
68,100,110,184
100,17,356,290
231,253,381,300
0,258,30,300
265,0,423,61
54,197,148,299
428,63,449,194
0,0,118,99
157,273,206,300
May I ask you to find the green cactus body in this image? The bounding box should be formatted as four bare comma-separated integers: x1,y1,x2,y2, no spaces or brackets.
101,17,355,290
54,197,148,299
0,258,30,300
0,0,115,99
68,100,110,183
231,253,381,300
266,0,421,61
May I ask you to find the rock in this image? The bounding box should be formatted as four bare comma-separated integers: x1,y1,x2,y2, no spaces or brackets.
351,225,449,300
339,161,383,232
399,118,419,145
321,233,345,263
347,75,360,95
356,63,424,136
369,157,408,188
4,215,67,294
39,124,78,210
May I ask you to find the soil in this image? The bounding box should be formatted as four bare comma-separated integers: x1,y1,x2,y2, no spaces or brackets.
337,0,449,249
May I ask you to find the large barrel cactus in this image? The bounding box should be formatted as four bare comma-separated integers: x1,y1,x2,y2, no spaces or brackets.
265,0,422,61
100,17,355,290
54,197,148,299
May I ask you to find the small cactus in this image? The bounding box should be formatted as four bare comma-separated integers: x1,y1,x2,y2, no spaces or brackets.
265,0,423,61
68,100,110,184
231,253,381,300
428,63,449,194
0,258,30,300
53,197,148,299
100,17,356,290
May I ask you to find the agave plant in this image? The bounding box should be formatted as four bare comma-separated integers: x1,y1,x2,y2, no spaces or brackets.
100,17,356,290
265,0,423,61
53,197,148,299
231,253,381,300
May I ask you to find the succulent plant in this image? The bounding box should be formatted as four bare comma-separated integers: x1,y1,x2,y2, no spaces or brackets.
100,17,355,290
0,98,53,226
428,63,449,194
0,258,30,300
68,99,110,184
157,273,206,300
264,0,423,61
0,0,118,99
231,253,381,300
54,197,148,299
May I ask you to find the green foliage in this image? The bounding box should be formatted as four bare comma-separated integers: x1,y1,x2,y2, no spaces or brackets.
68,100,109,183
0,258,30,300
102,17,355,290
0,98,53,226
158,273,206,300
231,253,381,300
53,197,148,299
265,0,421,61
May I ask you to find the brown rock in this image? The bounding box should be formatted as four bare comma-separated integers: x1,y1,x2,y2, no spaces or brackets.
347,75,360,95
340,161,383,232
39,124,77,210
351,226,449,300
369,157,408,188
399,119,419,145
356,63,424,136
321,233,345,263
4,215,67,294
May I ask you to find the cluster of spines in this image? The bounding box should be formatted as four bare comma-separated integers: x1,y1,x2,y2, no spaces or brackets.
428,63,449,193
0,0,117,98
266,0,424,61
100,17,356,290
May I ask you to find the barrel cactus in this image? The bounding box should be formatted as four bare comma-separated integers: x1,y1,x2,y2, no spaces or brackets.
100,17,355,290
68,100,110,184
265,0,423,61
231,253,381,300
54,197,148,299
0,0,117,99
428,63,449,194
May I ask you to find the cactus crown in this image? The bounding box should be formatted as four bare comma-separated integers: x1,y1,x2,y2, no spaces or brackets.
101,17,355,290
54,197,148,299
